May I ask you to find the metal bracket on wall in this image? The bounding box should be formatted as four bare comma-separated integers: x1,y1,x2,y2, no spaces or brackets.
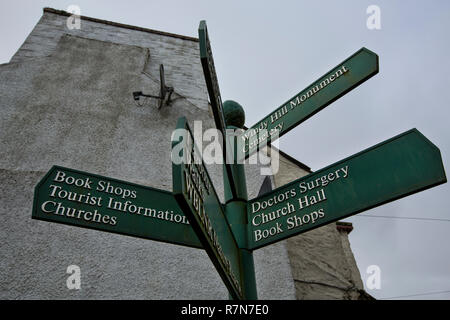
133,64,174,109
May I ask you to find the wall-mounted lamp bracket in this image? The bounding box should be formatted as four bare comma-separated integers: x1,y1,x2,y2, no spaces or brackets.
133,64,174,109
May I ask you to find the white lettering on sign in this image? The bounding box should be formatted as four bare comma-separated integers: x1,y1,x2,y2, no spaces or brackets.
250,165,350,243
39,170,189,227
182,135,243,298
299,166,349,193
242,66,349,153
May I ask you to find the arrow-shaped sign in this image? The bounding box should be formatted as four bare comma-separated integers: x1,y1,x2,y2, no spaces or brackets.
247,129,447,250
172,117,244,300
240,47,379,160
32,166,202,248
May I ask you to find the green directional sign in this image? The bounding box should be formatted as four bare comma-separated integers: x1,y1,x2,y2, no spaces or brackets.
199,20,227,140
172,117,244,300
198,20,239,200
247,129,447,250
33,166,202,248
240,47,379,160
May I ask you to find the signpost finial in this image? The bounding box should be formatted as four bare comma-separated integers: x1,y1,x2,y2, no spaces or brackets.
223,100,245,128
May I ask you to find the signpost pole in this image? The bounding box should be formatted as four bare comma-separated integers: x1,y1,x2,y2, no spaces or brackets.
223,123,257,300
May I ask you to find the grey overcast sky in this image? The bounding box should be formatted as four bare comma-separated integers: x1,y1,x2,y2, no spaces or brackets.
1,0,449,300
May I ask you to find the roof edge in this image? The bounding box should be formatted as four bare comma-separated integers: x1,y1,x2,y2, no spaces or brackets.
43,7,199,43
276,146,312,173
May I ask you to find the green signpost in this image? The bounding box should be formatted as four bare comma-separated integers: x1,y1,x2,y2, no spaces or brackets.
31,20,447,301
240,47,379,160
32,166,201,248
246,129,447,250
172,117,244,300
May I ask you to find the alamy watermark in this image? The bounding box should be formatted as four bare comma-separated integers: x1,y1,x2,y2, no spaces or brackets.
171,121,280,176
365,265,381,290
66,5,81,30
366,5,381,30
66,264,81,290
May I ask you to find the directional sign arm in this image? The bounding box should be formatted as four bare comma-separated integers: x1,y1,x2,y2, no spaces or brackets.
32,166,202,249
247,129,446,250
172,117,244,299
199,20,227,137
240,48,379,160
198,20,239,200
